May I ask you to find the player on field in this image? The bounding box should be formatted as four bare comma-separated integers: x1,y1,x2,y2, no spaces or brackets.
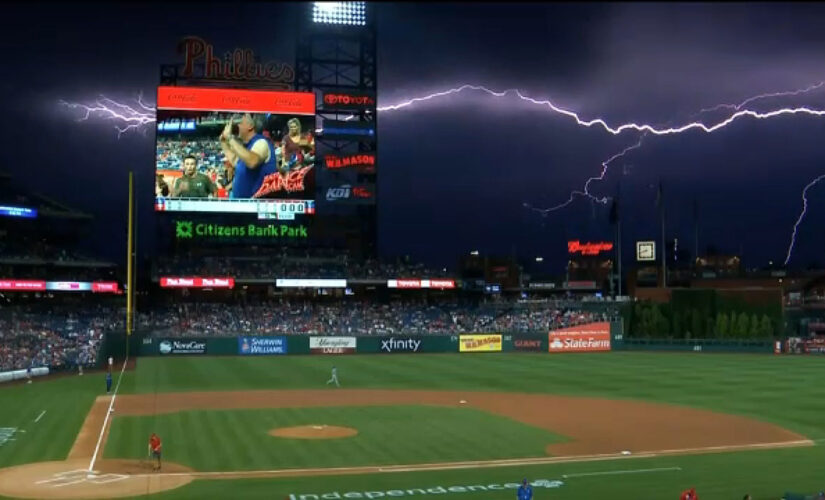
148,433,162,471
517,479,532,500
326,366,340,387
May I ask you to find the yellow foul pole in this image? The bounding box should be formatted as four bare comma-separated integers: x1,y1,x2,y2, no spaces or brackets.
126,171,134,337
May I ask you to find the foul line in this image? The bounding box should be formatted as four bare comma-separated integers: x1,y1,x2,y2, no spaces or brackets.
34,410,45,423
562,466,681,479
125,439,812,480
87,358,128,473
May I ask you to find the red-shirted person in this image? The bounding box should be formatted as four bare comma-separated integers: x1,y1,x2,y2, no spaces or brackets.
148,433,162,471
680,487,698,500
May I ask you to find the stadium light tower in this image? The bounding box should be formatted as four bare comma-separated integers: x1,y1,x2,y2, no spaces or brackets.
312,2,367,26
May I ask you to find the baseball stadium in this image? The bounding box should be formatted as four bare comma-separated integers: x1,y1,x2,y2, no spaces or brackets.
2,3,825,500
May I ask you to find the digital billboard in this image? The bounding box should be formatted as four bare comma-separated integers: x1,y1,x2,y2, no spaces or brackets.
155,86,316,218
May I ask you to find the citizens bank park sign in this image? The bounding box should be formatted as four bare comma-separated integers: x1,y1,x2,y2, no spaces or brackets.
175,221,308,240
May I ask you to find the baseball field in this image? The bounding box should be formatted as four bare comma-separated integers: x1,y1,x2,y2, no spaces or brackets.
0,352,823,499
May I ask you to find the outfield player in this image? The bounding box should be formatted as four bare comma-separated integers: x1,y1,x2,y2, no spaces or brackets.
326,366,340,387
148,433,162,471
680,487,698,500
105,371,112,393
517,479,532,500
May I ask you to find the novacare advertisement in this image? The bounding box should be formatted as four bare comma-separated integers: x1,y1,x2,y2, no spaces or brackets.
548,322,611,353
158,339,207,355
459,335,502,353
286,479,563,499
310,337,357,354
238,336,287,355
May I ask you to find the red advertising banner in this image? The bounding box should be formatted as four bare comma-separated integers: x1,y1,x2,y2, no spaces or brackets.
0,280,46,291
160,277,235,289
92,282,120,293
323,153,376,173
549,322,611,353
157,86,315,115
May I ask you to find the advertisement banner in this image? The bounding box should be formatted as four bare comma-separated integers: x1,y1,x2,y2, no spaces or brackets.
46,281,93,292
238,336,287,355
0,280,46,291
276,279,347,288
158,339,207,355
459,335,503,353
160,277,235,288
323,153,376,173
325,184,376,204
310,337,357,354
387,279,456,289
548,322,611,353
379,337,423,353
322,91,376,110
320,119,375,140
512,339,545,352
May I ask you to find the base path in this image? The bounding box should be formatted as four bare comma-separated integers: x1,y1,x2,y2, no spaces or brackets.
0,389,812,499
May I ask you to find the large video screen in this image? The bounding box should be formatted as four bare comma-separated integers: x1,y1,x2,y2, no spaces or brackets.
155,86,316,219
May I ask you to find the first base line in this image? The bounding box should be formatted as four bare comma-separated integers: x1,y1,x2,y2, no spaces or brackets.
125,439,812,480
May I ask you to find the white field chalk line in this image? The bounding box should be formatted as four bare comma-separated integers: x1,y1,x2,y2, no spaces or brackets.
34,410,46,423
562,467,682,479
87,357,128,473
126,439,811,479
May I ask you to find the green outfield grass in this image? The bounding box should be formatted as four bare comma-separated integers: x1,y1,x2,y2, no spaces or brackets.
104,405,567,470
2,352,825,499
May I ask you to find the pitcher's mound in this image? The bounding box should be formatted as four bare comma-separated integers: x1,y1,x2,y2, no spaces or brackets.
0,459,194,499
269,425,358,439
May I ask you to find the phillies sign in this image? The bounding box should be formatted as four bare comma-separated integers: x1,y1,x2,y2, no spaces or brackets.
323,153,376,173
178,36,294,88
567,240,614,256
160,277,235,289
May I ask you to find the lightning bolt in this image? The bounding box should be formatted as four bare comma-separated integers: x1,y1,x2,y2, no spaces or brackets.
58,94,155,138
698,79,825,115
525,137,645,215
377,84,825,136
784,173,825,266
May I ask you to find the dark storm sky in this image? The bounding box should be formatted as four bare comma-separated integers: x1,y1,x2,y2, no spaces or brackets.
2,2,825,273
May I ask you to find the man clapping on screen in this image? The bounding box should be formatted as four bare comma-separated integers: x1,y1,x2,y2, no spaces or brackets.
219,114,276,199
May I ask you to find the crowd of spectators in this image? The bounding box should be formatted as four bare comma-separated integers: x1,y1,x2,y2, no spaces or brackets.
138,300,616,337
0,299,618,370
156,138,224,172
0,305,117,371
0,238,93,263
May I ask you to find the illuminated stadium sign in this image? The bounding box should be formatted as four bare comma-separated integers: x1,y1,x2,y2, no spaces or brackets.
0,205,37,218
567,240,614,256
322,91,376,109
0,280,119,293
178,36,294,89
160,277,235,289
323,153,376,173
387,279,456,290
174,221,309,240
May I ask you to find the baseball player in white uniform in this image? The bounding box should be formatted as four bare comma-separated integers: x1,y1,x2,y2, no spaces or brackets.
326,366,340,387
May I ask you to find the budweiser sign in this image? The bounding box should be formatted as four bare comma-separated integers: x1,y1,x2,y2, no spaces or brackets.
178,36,293,88
324,153,376,173
160,277,235,289
567,240,614,256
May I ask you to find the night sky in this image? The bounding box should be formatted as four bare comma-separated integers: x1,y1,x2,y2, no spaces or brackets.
2,2,825,273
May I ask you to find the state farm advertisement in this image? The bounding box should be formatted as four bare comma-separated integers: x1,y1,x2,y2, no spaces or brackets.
548,322,611,353
459,335,503,353
310,337,357,355
160,277,235,289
